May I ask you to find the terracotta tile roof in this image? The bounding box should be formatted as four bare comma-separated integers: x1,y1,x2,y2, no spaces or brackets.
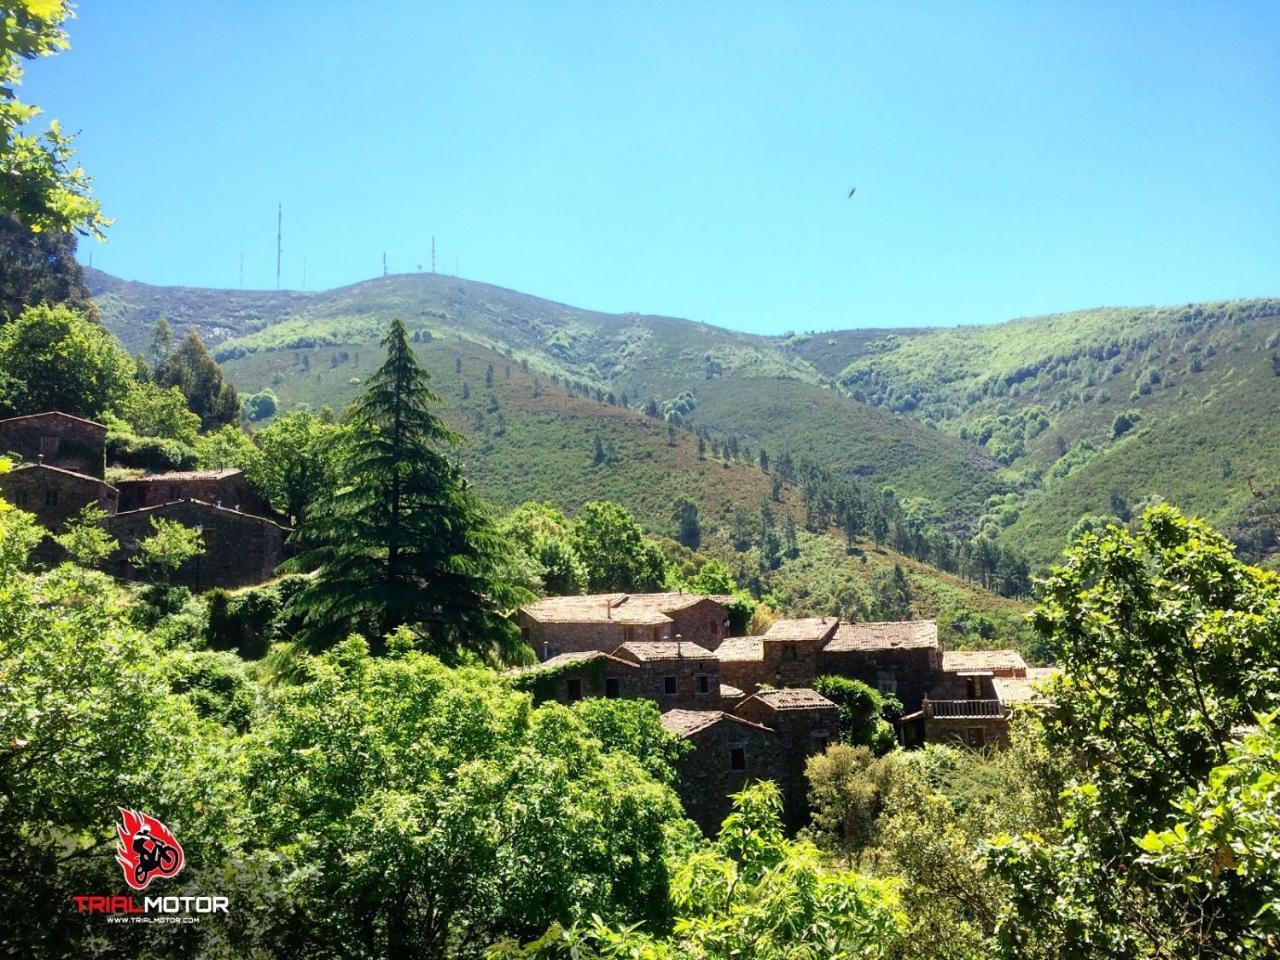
745,688,837,712
507,650,634,676
824,620,939,653
616,592,729,613
117,468,244,484
942,649,1028,674
660,709,775,738
994,667,1060,705
763,617,839,643
718,683,745,700
615,640,716,662
0,410,106,430
520,591,729,625
715,635,764,662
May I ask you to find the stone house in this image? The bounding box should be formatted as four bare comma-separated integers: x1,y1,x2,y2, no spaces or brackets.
660,709,785,834
517,592,732,660
818,620,942,713
0,411,107,478
715,617,837,694
612,640,723,710
899,651,1058,749
509,650,644,705
115,468,269,515
0,462,118,532
102,499,288,590
734,688,840,827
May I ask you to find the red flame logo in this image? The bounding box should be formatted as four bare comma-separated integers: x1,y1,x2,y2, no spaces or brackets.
114,808,184,891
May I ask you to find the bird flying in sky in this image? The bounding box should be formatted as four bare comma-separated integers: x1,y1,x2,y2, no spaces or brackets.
848,186,857,198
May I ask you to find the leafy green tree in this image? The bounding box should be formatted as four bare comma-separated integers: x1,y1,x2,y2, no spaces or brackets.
0,1,109,237
241,388,278,421
154,330,240,430
284,319,532,658
147,317,173,368
195,422,261,471
52,503,115,566
805,745,910,867
110,381,201,445
136,517,203,584
871,563,913,620
247,410,342,526
987,506,1280,959
571,501,667,593
0,303,133,418
494,782,905,960
812,674,900,751
0,212,95,323
499,502,588,596
671,495,700,549
232,637,686,957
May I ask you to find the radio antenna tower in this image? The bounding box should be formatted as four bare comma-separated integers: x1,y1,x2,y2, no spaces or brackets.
275,204,282,291
383,252,388,277
431,236,436,274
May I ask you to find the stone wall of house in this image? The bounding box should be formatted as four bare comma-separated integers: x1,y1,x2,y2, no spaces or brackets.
666,599,730,650
116,473,268,514
819,646,940,712
0,413,106,478
717,656,769,696
761,638,821,689
674,719,787,835
733,701,839,827
619,653,723,711
518,616,667,659
522,659,645,705
0,464,117,532
102,500,287,590
924,715,1010,749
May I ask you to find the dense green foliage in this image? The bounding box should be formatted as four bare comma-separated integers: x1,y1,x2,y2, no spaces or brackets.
153,330,240,430
0,212,96,323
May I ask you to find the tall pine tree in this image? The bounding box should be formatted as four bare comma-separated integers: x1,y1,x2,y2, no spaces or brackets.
284,319,531,660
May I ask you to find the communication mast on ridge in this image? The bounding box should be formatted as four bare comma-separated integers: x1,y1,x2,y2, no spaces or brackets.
431,236,436,274
383,252,388,277
275,204,282,291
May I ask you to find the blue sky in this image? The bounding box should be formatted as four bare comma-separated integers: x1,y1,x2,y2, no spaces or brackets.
26,2,1280,334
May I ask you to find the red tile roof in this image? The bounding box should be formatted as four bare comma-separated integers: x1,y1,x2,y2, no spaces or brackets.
744,688,837,712
614,640,716,662
763,617,839,643
715,636,764,662
824,620,939,653
520,591,727,625
660,709,774,738
942,649,1028,674
5,462,113,487
117,468,244,484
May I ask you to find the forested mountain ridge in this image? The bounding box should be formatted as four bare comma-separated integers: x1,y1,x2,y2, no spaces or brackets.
88,267,1280,564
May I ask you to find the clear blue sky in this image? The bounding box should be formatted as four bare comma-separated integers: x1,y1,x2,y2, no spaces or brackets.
26,2,1280,333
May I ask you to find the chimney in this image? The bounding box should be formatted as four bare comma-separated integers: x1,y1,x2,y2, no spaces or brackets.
542,642,550,661
676,633,683,658
37,453,43,465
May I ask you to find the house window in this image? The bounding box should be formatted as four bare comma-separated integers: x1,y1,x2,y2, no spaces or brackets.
877,670,898,695
168,485,182,501
965,726,986,749
965,676,980,700
663,676,678,696
696,674,711,695
812,732,830,753
43,488,58,507
605,677,621,699
623,625,636,643
566,677,583,703
729,746,746,771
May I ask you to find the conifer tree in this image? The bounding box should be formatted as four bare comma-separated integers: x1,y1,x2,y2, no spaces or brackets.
284,319,530,659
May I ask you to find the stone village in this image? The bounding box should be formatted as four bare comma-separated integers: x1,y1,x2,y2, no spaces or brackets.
1,409,1056,833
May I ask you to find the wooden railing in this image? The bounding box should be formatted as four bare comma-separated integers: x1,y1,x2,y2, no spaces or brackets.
924,699,1004,718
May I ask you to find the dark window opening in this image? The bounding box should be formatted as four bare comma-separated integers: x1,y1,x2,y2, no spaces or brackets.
43,488,57,506
696,674,711,694
566,677,583,703
966,726,986,749
730,747,746,771
965,676,979,700
813,734,830,753
605,677,620,698
168,485,182,501
663,676,678,696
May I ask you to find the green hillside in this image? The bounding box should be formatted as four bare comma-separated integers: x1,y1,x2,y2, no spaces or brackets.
89,269,1280,565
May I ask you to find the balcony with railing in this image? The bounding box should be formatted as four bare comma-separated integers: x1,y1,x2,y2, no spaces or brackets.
923,698,1004,719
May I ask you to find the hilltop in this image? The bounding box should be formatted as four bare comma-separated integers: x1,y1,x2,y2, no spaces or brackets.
88,268,1280,565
